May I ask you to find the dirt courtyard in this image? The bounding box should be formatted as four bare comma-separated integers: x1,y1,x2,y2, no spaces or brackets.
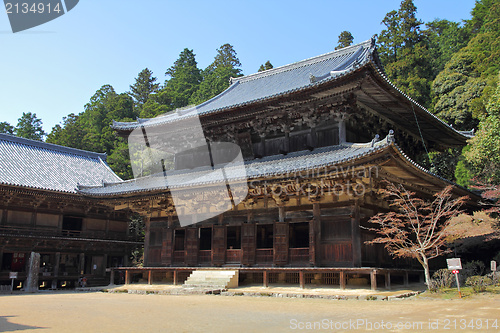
0,291,499,332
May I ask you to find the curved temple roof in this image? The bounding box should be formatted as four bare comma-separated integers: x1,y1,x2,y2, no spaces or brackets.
111,38,469,147
0,134,122,193
112,39,376,131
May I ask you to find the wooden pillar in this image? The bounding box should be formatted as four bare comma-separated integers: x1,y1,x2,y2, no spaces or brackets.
351,201,362,267
143,215,151,266
310,201,321,266
370,270,377,291
338,116,346,144
125,270,131,284
339,271,346,290
299,271,305,289
110,269,115,285
185,228,199,266
148,270,152,285
404,271,409,287
310,126,317,148
173,270,178,285
259,134,266,157
385,272,391,290
51,252,61,289
0,247,3,271
103,254,108,277
79,253,85,275
284,130,290,153
263,271,268,288
0,209,5,225
278,205,285,223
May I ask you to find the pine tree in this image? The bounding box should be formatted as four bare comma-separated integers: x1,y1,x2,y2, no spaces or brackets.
0,121,14,135
190,44,242,105
335,31,354,50
377,0,434,108
258,61,273,72
129,68,160,110
160,48,202,109
15,112,46,141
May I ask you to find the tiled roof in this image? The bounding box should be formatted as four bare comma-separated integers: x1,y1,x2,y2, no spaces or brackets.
0,134,122,193
112,39,376,131
78,135,395,197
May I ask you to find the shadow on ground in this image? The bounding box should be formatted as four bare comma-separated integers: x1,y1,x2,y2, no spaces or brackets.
0,316,45,332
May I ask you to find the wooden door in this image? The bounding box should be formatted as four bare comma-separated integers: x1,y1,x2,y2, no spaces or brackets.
161,228,173,266
273,222,288,266
185,228,198,266
241,224,256,266
212,225,226,266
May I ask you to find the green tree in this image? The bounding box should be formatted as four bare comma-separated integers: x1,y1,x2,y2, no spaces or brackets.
129,68,160,110
465,72,500,184
377,0,434,107
425,19,469,76
431,0,500,129
190,43,243,105
258,60,273,72
0,121,14,135
46,113,86,149
335,31,354,50
161,48,202,109
15,112,46,141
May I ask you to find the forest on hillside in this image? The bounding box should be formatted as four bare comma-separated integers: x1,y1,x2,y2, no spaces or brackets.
1,0,500,195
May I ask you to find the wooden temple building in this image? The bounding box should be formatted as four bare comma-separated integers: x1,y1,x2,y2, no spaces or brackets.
0,134,140,289
9,37,474,290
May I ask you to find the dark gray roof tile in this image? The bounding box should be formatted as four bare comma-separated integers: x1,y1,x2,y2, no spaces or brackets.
0,134,122,193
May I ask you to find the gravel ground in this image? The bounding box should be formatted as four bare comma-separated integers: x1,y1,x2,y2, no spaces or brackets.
0,291,499,332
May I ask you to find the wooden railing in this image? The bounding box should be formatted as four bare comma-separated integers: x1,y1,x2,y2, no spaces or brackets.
198,250,211,264
255,249,273,263
173,250,185,264
0,225,135,242
289,248,309,263
225,249,242,263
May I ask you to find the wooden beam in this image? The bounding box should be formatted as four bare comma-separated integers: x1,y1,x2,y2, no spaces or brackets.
143,215,151,266
110,269,115,285
385,272,391,290
125,270,131,284
340,271,346,290
148,270,152,285
263,271,268,288
370,270,377,291
299,271,305,289
173,270,177,285
351,201,362,267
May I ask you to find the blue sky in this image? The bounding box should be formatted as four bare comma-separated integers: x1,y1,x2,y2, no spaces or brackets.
1,0,476,134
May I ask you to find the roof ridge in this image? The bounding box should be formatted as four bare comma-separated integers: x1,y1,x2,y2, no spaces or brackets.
0,133,107,160
233,39,373,84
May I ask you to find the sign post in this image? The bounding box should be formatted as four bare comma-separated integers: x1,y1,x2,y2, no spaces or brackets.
491,260,497,272
9,272,18,293
447,258,462,298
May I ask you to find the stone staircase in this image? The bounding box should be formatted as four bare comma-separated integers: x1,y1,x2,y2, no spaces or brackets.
183,270,239,290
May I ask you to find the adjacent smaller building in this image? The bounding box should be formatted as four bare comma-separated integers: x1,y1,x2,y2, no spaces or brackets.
0,134,139,289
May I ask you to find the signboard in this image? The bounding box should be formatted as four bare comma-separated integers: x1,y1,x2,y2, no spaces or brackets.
9,272,18,279
446,258,462,270
492,260,497,272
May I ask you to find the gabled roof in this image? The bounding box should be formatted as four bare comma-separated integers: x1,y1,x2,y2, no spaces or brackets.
112,39,376,131
0,134,122,193
111,38,469,147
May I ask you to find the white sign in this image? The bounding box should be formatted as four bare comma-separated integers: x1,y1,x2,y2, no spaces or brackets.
9,272,18,279
447,258,462,270
492,261,497,272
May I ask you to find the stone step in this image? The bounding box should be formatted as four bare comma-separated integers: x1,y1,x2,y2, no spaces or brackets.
183,270,239,289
